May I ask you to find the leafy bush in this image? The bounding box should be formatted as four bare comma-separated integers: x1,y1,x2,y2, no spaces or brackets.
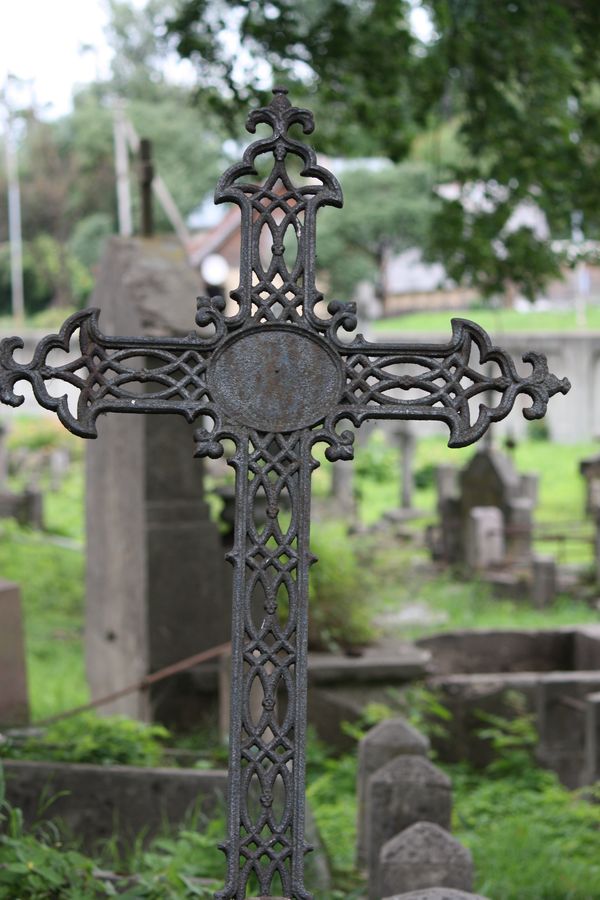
3,714,170,767
354,432,396,485
413,461,436,489
0,764,223,899
0,770,110,899
527,417,550,442
475,690,537,777
308,522,378,652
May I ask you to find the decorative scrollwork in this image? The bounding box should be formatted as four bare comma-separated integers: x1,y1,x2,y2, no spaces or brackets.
0,88,571,900
329,318,571,448
214,87,343,331
0,309,219,437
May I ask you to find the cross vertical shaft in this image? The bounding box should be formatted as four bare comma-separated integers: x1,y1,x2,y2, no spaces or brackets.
221,431,313,898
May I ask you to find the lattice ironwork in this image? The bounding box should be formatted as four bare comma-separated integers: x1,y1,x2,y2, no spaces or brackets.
0,88,570,899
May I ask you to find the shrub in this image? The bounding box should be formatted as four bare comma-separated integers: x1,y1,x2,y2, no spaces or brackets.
308,522,378,652
3,713,170,767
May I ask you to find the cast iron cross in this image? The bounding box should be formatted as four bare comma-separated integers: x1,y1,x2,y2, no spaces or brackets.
0,90,570,899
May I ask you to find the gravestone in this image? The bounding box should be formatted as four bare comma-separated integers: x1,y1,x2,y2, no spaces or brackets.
0,89,569,898
357,717,430,867
465,506,505,570
0,422,43,529
0,580,29,725
584,690,600,785
329,457,356,518
378,822,474,897
394,426,415,511
384,892,489,900
532,555,557,609
85,237,230,725
435,448,538,571
366,755,452,895
580,454,600,515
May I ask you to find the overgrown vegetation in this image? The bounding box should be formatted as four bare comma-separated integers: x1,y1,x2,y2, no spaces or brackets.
2,417,600,896
309,522,378,652
2,714,169,768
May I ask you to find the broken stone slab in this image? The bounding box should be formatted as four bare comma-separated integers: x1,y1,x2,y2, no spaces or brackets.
367,757,452,898
378,822,473,898
357,718,430,867
383,890,489,900
2,760,227,852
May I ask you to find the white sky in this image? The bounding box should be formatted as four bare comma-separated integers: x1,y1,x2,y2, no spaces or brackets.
1,0,139,118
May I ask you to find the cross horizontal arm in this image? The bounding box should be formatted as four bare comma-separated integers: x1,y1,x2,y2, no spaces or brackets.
0,309,217,438
330,317,571,448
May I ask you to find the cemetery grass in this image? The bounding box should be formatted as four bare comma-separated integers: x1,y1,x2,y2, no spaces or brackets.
371,304,600,336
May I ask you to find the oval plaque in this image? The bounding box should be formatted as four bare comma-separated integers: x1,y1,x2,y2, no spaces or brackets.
208,325,343,432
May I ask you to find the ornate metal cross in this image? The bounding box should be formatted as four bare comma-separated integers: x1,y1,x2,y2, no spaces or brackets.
0,89,569,899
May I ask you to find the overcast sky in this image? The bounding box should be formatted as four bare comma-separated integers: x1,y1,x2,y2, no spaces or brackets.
1,0,138,118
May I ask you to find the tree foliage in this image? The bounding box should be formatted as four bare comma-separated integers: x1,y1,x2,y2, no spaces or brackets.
317,162,436,298
167,0,600,299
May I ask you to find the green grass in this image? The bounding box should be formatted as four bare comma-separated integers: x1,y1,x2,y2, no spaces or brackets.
0,521,87,720
372,304,600,335
453,766,600,900
3,418,600,898
374,560,600,639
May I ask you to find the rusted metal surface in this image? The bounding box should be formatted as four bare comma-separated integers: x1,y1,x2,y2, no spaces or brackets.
0,88,570,899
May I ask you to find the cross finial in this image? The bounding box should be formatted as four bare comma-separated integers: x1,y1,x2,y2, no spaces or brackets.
246,87,314,138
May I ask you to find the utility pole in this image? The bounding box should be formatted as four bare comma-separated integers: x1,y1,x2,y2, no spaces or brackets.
113,101,133,237
3,81,25,324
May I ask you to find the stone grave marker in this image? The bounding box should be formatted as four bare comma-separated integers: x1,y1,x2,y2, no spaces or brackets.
0,579,29,726
0,89,569,898
0,421,43,529
580,453,600,515
465,506,505,571
434,447,540,572
393,425,415,511
85,236,231,725
378,823,474,897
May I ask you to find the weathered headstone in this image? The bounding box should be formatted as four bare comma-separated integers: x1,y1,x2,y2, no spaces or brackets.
0,422,7,483
0,580,29,726
580,454,600,515
0,422,43,529
434,448,538,574
504,496,533,566
357,717,430,867
378,822,474,897
393,425,415,511
465,506,505,570
85,237,230,725
532,555,557,608
367,755,452,895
